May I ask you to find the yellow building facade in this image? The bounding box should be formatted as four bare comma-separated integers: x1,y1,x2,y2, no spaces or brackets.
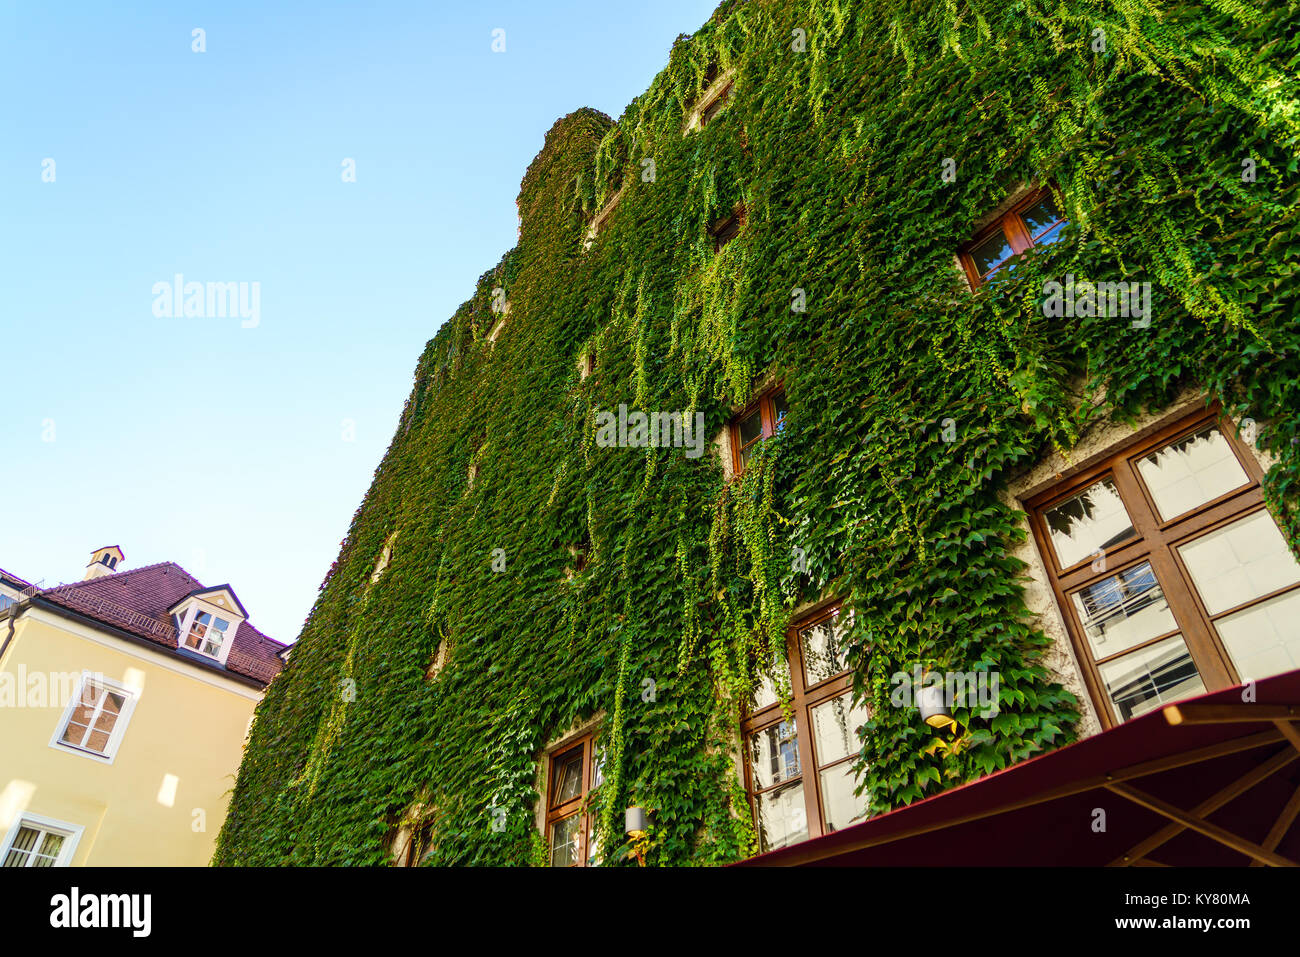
0,550,285,866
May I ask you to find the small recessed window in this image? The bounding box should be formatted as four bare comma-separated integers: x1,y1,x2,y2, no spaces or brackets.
371,532,398,584
710,207,745,251
689,65,734,131
184,611,230,658
424,638,449,681
699,81,733,126
960,188,1068,287
730,386,787,474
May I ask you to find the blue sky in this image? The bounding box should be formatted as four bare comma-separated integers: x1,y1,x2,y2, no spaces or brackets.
0,0,718,644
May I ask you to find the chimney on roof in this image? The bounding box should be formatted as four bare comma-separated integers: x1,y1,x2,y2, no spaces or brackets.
84,545,125,581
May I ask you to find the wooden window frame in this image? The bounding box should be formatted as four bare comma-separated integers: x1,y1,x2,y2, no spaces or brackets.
688,65,734,132
959,186,1067,288
740,604,866,852
1026,406,1279,729
544,732,603,867
729,385,787,476
698,80,734,127
709,205,746,252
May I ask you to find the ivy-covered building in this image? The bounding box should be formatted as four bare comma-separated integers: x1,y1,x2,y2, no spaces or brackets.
215,0,1300,866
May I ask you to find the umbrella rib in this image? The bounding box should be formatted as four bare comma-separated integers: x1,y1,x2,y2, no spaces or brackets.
1109,746,1297,866
1249,781,1300,867
1105,781,1297,867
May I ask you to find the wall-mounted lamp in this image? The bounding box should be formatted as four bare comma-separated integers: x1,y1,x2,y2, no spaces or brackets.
917,683,957,733
625,806,649,867
625,806,647,838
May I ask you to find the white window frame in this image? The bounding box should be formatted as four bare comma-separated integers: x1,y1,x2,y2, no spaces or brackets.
184,609,231,657
1,812,83,867
173,598,242,666
49,671,138,764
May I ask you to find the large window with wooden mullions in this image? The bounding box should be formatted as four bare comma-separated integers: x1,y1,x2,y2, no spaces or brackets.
730,386,788,475
1027,408,1300,728
544,732,604,867
741,606,870,853
960,187,1068,287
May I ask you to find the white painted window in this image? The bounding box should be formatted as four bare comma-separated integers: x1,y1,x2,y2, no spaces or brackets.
184,610,230,657
1,814,82,867
51,673,138,762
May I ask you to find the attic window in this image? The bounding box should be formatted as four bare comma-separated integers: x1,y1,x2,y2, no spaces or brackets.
184,611,230,658
578,350,596,380
710,207,746,251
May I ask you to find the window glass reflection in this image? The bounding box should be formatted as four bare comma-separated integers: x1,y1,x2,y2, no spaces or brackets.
1137,427,1249,521
818,762,866,833
800,614,850,686
970,228,1014,279
1179,511,1300,616
811,692,868,766
1097,634,1205,721
1070,561,1176,660
755,781,807,852
1215,590,1300,681
1021,195,1066,245
1043,477,1136,569
749,720,800,790
550,749,584,806
549,814,581,867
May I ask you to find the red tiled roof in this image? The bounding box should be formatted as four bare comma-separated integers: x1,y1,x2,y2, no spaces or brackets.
35,562,286,687
1,566,33,589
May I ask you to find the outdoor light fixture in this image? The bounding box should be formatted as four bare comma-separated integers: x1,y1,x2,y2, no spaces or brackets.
917,683,957,732
625,806,649,867
625,806,647,838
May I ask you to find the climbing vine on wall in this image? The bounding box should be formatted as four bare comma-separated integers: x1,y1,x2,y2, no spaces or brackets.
215,0,1300,865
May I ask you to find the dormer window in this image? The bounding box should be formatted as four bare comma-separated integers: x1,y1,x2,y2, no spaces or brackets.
168,585,249,667
185,611,230,657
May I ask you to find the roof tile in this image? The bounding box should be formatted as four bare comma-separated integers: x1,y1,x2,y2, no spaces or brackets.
37,562,285,686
